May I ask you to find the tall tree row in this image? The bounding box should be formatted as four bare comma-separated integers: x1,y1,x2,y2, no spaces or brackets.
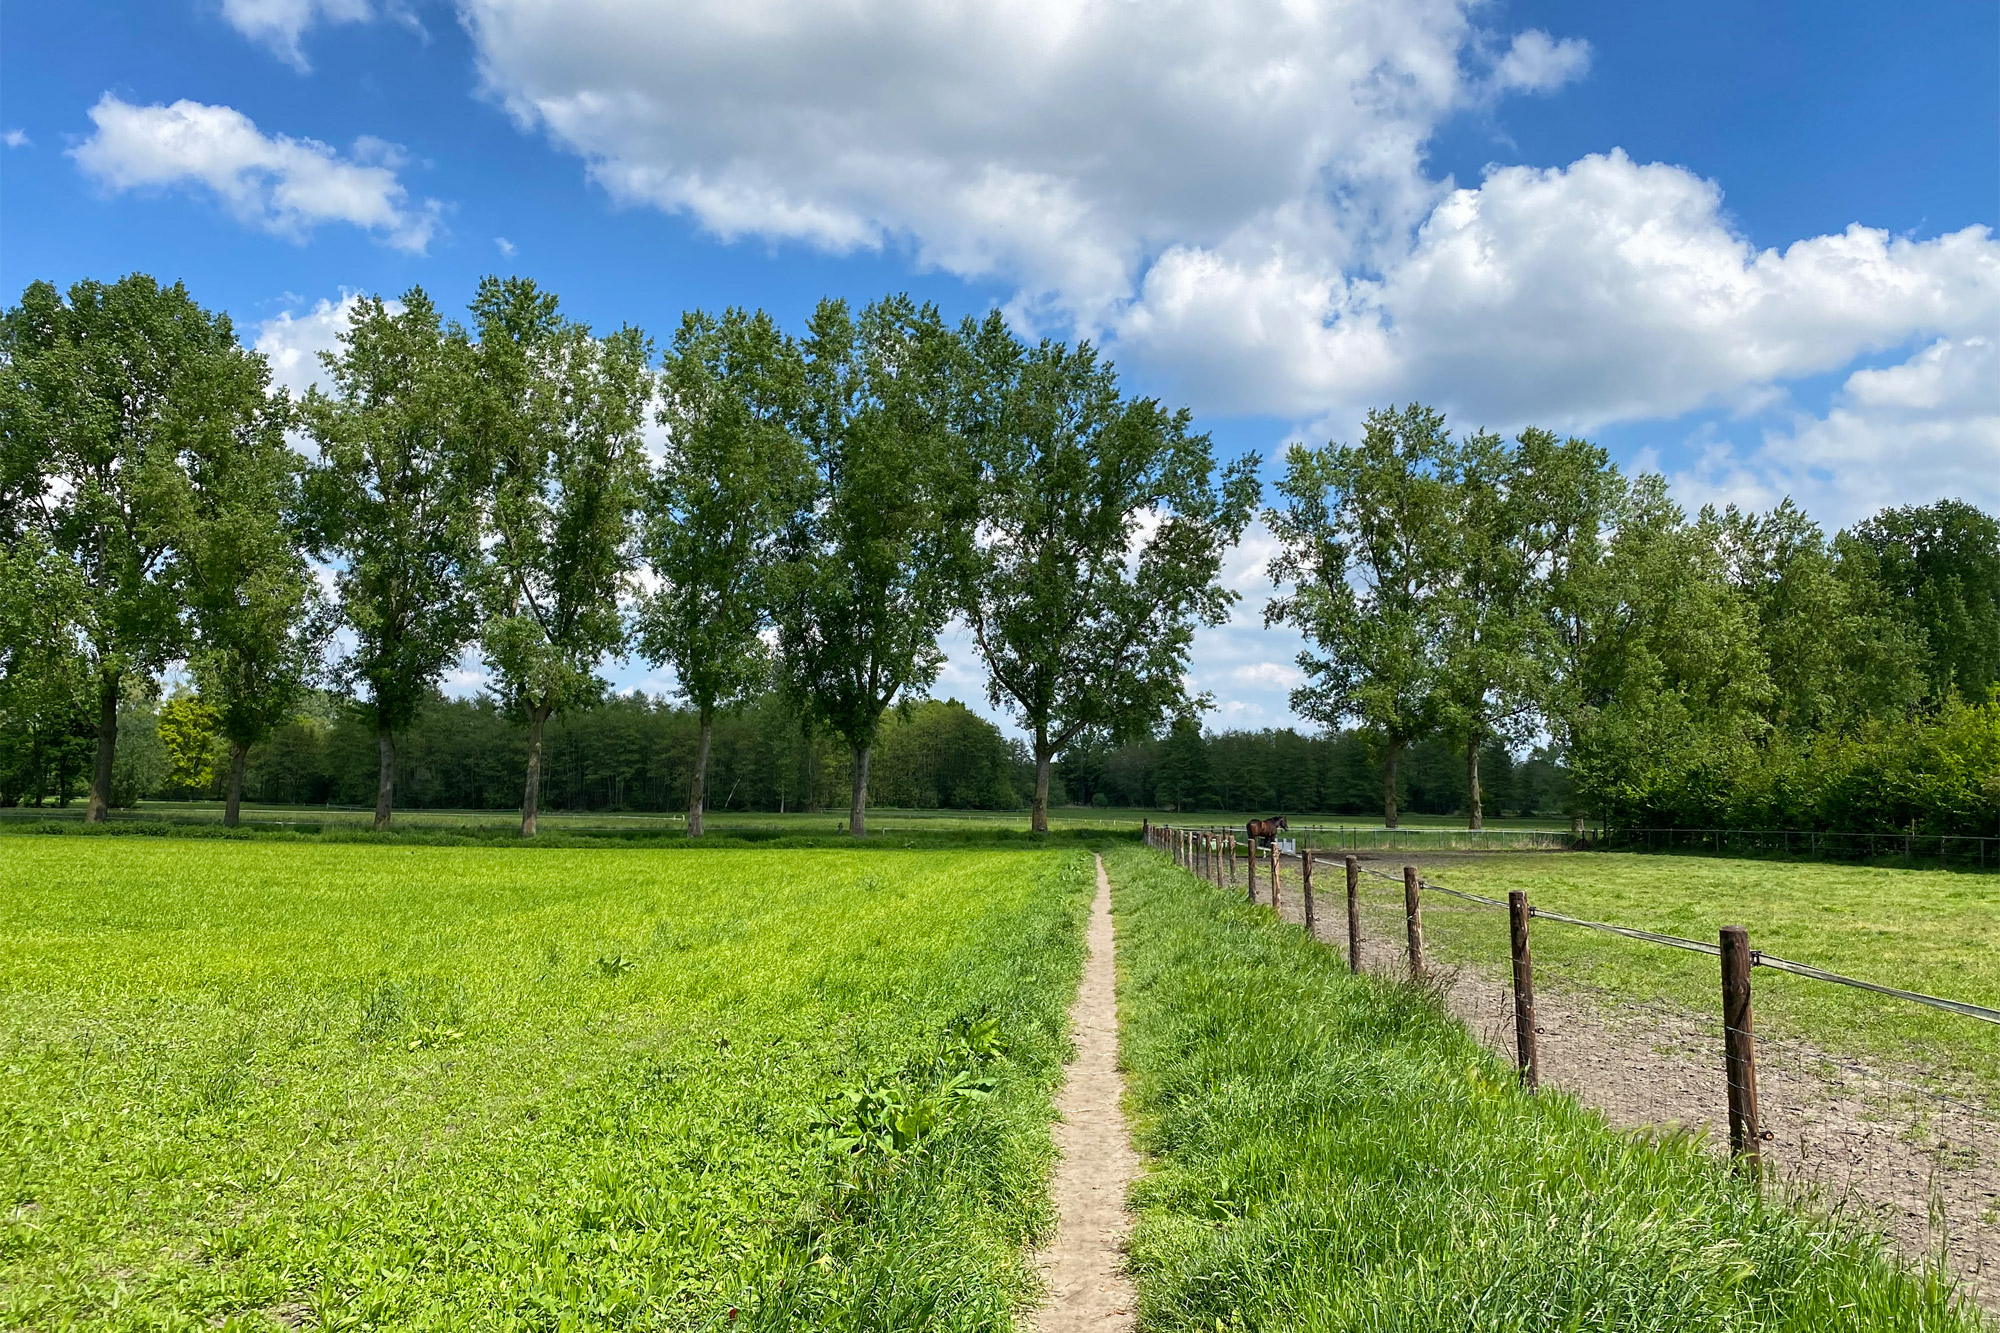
3,273,1251,836
1266,405,1999,832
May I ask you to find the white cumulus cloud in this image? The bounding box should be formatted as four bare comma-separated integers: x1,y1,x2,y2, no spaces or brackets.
458,0,1496,321
3,129,29,149
1490,29,1591,94
253,294,384,397
71,94,441,251
222,0,375,70
1672,336,2000,528
1119,152,2000,426
451,1,1994,462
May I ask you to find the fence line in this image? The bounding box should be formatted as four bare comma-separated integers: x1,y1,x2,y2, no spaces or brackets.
1141,818,2000,1307
1608,826,1999,868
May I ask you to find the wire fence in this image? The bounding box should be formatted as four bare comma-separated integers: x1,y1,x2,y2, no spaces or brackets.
1607,826,2000,870
1266,824,1577,853
1145,820,2000,1316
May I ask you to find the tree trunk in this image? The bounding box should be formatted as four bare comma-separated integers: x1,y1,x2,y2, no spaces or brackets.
224,742,247,828
689,708,712,837
374,726,396,831
521,702,550,838
849,743,870,838
1466,731,1483,830
1032,728,1052,835
805,734,819,814
85,666,119,823
1383,740,1401,830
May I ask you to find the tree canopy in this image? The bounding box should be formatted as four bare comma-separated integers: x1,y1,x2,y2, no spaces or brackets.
960,317,1260,831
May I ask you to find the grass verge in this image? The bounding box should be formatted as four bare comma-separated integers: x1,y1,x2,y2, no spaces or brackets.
1,838,1092,1331
1105,845,1985,1332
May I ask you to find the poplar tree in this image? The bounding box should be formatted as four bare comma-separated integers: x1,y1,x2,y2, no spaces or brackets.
637,308,807,836
302,290,480,830
1265,404,1456,828
959,317,1258,832
466,277,652,838
0,275,281,820
182,427,329,827
770,295,971,838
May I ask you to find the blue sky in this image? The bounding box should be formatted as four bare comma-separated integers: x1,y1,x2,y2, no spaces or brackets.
4,0,1996,736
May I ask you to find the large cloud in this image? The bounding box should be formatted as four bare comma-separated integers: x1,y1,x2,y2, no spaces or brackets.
71,94,440,251
1124,152,2000,423
458,0,1569,320
453,1,1993,440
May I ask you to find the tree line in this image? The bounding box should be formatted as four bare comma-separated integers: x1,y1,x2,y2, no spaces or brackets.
1,274,1255,835
90,681,1569,822
1261,404,1999,834
5,280,1993,839
102,688,1030,816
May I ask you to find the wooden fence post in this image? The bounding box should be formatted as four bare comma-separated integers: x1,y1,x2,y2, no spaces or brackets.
1271,842,1281,912
1721,925,1762,1176
1246,842,1257,905
1403,865,1424,978
1301,851,1316,936
1345,855,1361,973
1227,835,1236,888
1508,890,1538,1089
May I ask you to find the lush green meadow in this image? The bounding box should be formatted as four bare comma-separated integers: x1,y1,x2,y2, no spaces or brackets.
0,837,1092,1331
1398,853,2000,1091
1106,846,1983,1331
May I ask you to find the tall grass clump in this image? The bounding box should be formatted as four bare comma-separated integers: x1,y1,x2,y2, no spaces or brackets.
1104,846,1984,1332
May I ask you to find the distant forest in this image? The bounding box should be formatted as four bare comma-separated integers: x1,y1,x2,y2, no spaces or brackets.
79,688,1566,820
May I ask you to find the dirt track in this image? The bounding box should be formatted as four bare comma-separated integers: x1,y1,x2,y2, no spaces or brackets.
1032,854,1139,1330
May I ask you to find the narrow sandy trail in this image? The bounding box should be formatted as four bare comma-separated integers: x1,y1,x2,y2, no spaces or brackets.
1034,854,1140,1331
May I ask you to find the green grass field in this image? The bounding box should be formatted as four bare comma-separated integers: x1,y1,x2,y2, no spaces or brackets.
1393,853,2000,1092
9,829,1984,1330
0,837,1092,1331
1106,845,1982,1331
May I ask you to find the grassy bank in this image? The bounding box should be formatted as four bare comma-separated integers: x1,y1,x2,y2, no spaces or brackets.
1,838,1093,1331
1105,845,1982,1331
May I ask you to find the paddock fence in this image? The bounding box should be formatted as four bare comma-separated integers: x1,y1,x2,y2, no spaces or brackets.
1143,820,2000,1316
1606,826,2000,870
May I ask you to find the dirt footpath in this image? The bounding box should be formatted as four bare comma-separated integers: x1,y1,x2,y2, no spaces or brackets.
1237,846,2000,1315
1032,854,1140,1331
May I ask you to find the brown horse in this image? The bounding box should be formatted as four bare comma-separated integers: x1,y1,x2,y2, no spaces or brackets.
1246,815,1288,848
